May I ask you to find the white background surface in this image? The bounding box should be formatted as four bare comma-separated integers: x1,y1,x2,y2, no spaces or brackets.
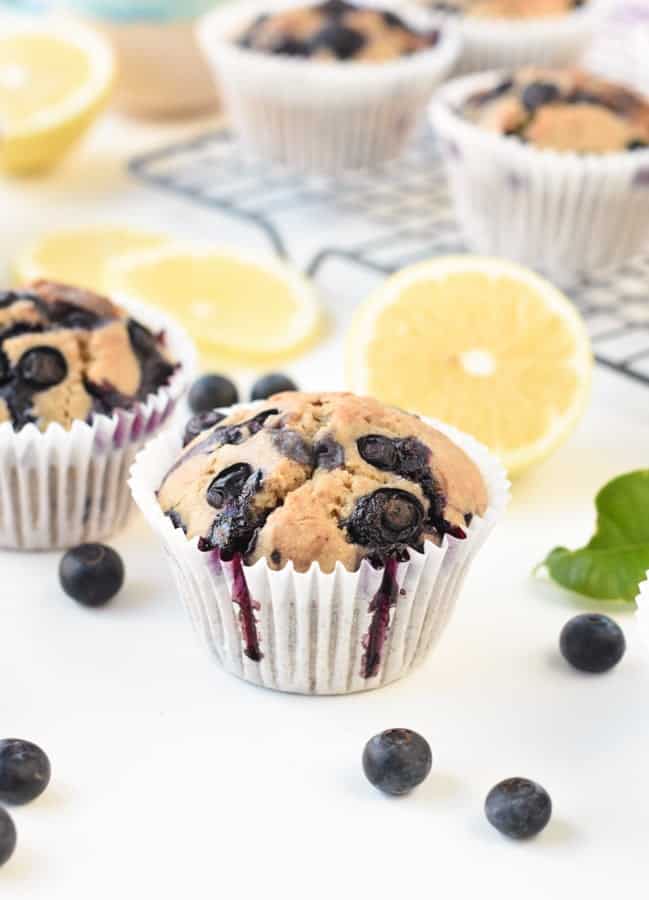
0,104,649,899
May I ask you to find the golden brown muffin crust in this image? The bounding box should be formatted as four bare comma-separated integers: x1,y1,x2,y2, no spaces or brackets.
159,391,488,573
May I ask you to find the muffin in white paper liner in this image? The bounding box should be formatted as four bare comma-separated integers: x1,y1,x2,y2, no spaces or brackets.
438,1,603,75
636,579,649,650
430,72,649,283
0,297,196,551
129,414,509,695
197,0,460,175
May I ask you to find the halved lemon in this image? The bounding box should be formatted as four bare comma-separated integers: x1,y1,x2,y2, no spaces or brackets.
0,21,114,174
13,225,170,294
105,244,323,365
346,256,592,476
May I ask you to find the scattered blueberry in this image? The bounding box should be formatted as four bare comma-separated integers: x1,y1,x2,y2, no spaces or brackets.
250,373,297,401
0,739,51,806
485,777,552,840
362,728,432,796
59,543,125,608
521,82,560,112
0,808,16,867
188,374,238,415
560,613,626,674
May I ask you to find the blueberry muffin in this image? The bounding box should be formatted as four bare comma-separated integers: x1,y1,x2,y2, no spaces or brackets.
158,392,487,574
0,280,177,432
237,0,439,61
429,0,586,19
462,68,649,153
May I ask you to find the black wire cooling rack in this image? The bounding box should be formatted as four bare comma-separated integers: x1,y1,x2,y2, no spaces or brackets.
129,127,649,387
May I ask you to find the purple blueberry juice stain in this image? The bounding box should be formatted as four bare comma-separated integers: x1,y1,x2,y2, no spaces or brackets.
362,558,399,679
230,553,263,663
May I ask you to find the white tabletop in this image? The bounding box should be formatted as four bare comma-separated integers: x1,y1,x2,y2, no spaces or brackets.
1,111,648,900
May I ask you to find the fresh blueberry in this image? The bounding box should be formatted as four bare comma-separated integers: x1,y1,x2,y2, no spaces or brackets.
250,373,297,401
188,374,238,415
0,808,16,867
521,82,560,112
59,543,125,608
17,347,68,389
207,463,254,509
183,410,226,447
0,739,51,805
560,613,626,674
485,777,552,840
362,729,432,796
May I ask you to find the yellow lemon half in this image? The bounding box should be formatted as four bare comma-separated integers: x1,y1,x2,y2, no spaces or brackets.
105,244,323,366
13,224,170,294
0,21,114,174
346,256,592,476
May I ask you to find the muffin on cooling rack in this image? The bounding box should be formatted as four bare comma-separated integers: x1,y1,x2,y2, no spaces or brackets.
197,0,459,173
0,280,194,550
421,0,601,73
130,391,508,694
430,68,649,279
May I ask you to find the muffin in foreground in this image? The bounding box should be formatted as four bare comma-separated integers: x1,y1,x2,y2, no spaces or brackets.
197,0,459,174
131,392,509,694
430,69,649,279
0,280,193,550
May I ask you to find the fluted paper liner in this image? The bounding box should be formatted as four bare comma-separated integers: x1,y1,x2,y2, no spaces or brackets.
197,0,460,175
430,72,649,282
0,297,196,551
441,1,602,75
130,415,509,695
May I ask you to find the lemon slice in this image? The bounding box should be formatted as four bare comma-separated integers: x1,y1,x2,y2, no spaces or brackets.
0,21,114,174
105,245,323,365
13,225,170,294
346,256,592,476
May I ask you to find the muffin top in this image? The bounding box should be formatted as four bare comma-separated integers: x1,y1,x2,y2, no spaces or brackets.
429,0,585,19
463,68,649,153
158,391,488,574
237,0,439,62
0,280,177,432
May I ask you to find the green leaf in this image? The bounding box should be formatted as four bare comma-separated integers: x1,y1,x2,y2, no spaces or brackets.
540,470,649,604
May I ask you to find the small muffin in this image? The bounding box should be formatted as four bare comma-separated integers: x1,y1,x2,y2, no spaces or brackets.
0,280,177,432
238,0,439,61
462,68,649,154
158,392,487,574
198,0,459,173
429,0,586,20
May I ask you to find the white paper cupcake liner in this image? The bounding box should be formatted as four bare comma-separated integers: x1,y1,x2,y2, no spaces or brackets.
197,0,460,174
0,297,196,551
429,71,649,283
636,578,649,651
129,413,509,695
436,1,603,75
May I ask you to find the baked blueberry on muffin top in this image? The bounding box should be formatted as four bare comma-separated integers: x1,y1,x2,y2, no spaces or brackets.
158,392,487,573
429,0,586,18
237,0,439,61
463,68,649,153
0,281,177,432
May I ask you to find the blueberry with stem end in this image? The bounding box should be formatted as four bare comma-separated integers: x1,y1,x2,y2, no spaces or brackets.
0,739,51,805
559,614,626,673
188,374,238,415
250,373,297,401
362,729,432,796
0,808,16,867
485,777,552,840
59,543,125,607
